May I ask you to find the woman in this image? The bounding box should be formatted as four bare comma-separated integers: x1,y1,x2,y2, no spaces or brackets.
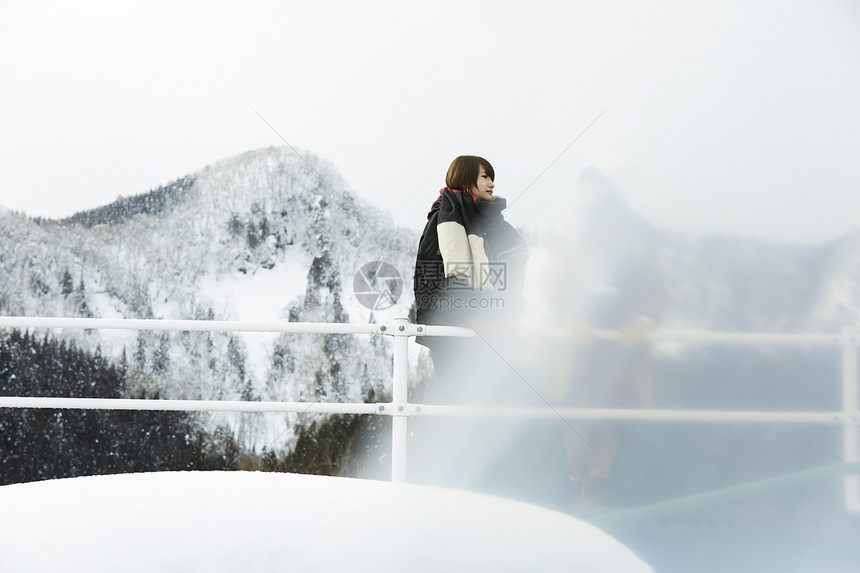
412,156,528,379
409,157,529,488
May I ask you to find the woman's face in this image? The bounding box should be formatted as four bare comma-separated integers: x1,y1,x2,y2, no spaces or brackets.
471,166,495,201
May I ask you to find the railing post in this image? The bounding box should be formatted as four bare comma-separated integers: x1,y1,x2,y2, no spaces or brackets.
390,318,410,483
842,328,860,512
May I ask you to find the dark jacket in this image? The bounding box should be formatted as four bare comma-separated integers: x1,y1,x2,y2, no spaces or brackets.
413,188,528,335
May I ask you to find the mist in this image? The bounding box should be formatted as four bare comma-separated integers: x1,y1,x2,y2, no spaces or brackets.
398,166,859,571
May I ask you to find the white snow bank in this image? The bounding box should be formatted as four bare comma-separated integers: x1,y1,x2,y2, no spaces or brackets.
0,471,651,572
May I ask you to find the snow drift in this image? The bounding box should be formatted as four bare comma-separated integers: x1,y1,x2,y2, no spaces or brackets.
0,471,652,572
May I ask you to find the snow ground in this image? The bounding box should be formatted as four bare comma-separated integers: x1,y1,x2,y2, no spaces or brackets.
0,471,652,572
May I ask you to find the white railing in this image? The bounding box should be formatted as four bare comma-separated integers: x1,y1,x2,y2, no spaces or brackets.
0,316,857,512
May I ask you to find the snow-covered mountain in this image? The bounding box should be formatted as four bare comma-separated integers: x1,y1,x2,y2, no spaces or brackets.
0,147,417,448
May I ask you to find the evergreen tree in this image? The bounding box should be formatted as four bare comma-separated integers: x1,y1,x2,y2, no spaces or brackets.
61,269,74,296
0,330,243,485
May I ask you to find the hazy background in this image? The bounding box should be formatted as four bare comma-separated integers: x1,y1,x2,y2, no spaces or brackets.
2,3,860,569
2,0,859,243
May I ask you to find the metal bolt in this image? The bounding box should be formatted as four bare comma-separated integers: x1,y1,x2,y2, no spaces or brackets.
399,325,405,332
380,325,387,332
415,406,422,413
397,405,404,412
417,327,424,333
378,405,385,412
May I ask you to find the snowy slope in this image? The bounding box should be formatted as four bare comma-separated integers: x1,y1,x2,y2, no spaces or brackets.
0,471,652,572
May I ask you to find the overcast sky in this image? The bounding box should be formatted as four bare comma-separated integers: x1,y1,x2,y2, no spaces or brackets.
1,0,859,244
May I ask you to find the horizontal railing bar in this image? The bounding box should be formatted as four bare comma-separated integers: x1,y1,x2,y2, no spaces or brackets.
0,316,381,335
0,396,381,414
0,316,479,338
2,397,854,425
418,405,858,424
595,329,845,346
1,317,854,345
540,326,851,346
420,324,477,338
5,396,852,425
646,330,845,346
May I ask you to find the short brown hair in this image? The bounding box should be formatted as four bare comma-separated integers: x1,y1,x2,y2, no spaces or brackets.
445,156,495,194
